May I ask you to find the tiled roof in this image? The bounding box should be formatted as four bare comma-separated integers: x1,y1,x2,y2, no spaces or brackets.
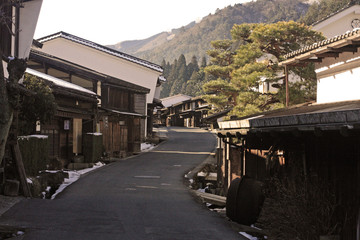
37,31,163,73
217,100,360,131
284,28,360,60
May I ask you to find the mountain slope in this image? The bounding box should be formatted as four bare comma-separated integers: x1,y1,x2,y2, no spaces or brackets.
108,0,310,64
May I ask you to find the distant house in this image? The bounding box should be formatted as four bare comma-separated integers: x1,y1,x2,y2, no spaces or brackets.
28,50,150,159
202,108,232,130
33,32,165,139
161,94,192,108
162,97,209,127
215,29,360,238
312,4,360,38
155,94,192,126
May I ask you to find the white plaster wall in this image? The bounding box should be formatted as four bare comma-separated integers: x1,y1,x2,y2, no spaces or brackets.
38,38,160,104
313,5,360,38
317,67,360,103
2,0,42,78
316,50,360,103
154,85,161,100
19,0,43,58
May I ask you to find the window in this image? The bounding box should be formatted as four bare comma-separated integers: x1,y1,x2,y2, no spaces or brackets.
105,86,133,111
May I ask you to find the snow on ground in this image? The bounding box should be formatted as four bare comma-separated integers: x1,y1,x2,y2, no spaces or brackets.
239,232,259,239
141,143,156,152
51,162,105,199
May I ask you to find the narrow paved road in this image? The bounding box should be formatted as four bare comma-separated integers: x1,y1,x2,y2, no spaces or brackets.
0,127,244,239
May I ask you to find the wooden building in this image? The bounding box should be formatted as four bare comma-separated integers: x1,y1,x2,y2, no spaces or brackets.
216,29,360,238
312,4,360,38
25,68,97,163
28,50,150,159
161,97,210,127
33,32,164,139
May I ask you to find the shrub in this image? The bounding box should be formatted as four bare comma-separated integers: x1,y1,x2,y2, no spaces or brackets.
18,135,49,176
256,176,340,240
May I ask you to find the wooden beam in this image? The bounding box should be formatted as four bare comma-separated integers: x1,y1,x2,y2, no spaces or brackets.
285,65,289,107
26,64,44,70
56,76,71,80
327,46,358,53
301,58,322,63
315,52,339,58
340,126,351,137
347,40,360,45
314,127,323,137
289,62,308,67
291,128,302,137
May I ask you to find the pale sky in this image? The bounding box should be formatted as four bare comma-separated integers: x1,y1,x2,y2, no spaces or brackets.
34,0,252,45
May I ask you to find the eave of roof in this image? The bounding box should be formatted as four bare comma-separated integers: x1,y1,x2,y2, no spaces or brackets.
280,28,360,66
217,100,360,133
203,108,232,123
25,68,97,96
99,107,146,118
29,49,150,94
37,31,163,73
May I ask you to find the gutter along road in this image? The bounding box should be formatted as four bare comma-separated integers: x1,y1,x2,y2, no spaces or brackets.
0,127,245,239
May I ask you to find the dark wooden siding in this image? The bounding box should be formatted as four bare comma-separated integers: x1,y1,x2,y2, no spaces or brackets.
134,94,146,115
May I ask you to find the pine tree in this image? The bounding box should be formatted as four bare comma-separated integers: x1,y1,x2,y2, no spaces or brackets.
202,21,324,117
200,56,207,68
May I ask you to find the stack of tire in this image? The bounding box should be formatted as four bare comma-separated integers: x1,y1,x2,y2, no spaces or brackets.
226,176,264,225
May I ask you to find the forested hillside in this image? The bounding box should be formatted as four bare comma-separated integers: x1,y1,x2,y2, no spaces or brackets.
110,0,310,65
159,0,357,99
110,0,357,100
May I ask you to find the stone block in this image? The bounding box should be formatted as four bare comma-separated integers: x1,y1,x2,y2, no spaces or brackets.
67,163,93,170
4,180,20,197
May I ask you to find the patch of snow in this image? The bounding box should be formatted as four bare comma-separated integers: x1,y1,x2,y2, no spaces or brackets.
239,232,259,240
251,225,262,231
195,17,203,23
44,170,61,173
51,162,105,200
18,135,48,140
26,178,33,184
167,34,175,41
26,68,96,95
141,143,155,152
86,132,102,136
208,173,217,178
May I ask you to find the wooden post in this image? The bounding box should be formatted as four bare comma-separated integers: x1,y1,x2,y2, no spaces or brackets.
11,143,32,197
9,111,32,198
285,65,289,107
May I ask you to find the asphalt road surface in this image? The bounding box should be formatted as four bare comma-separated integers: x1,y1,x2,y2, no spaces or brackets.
0,127,245,239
